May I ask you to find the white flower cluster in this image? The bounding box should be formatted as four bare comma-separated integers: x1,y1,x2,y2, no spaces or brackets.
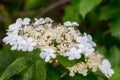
3,17,114,78
3,18,37,52
65,33,96,60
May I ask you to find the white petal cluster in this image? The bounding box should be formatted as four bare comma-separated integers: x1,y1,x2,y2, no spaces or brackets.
34,17,53,25
64,21,79,26
3,18,36,52
65,33,96,60
99,59,114,78
76,33,96,56
65,47,82,60
40,48,56,62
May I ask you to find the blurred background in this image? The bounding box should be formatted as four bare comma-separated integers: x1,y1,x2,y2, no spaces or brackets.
0,0,120,80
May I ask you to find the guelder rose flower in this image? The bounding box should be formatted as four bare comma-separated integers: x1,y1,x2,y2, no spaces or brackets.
40,48,56,62
3,17,114,78
99,59,114,78
65,47,82,60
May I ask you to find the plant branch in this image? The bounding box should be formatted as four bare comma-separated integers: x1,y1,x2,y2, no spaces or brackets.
11,0,70,19
37,0,71,17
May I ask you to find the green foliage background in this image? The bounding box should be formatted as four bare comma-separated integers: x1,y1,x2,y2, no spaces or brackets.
0,0,120,80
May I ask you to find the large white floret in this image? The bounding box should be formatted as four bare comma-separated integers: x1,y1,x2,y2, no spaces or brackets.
65,47,82,60
98,59,114,78
40,47,56,62
76,33,96,56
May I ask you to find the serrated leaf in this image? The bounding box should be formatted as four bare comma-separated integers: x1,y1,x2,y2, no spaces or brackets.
109,66,120,80
34,60,46,80
100,4,120,20
0,57,31,80
57,56,77,67
23,65,34,80
62,5,80,22
109,17,120,40
79,0,102,18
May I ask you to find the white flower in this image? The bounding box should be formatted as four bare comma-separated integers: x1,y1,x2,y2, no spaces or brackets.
40,48,56,62
76,33,96,47
64,21,72,26
7,24,21,31
6,30,19,36
76,33,96,56
77,44,95,56
64,21,79,26
65,47,82,60
7,18,30,32
45,17,53,23
3,33,19,45
16,18,31,25
72,22,79,26
19,38,37,52
99,59,114,78
3,34,36,52
34,18,45,25
34,17,53,25
22,18,31,25
7,18,22,31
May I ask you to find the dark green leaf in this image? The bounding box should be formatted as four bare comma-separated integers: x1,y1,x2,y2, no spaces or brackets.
109,46,120,67
100,4,120,20
34,60,46,80
109,17,120,40
0,57,31,80
23,65,34,80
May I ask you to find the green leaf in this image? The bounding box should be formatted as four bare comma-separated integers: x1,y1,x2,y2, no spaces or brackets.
0,57,31,80
23,65,34,80
109,17,120,40
57,56,77,67
109,66,120,80
0,51,13,76
34,60,46,80
79,0,102,18
62,5,81,22
100,4,120,20
109,46,120,67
